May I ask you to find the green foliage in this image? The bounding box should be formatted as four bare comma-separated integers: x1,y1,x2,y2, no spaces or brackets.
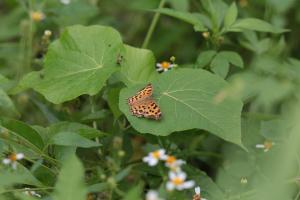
52,154,87,200
119,69,243,147
0,0,300,199
17,25,124,104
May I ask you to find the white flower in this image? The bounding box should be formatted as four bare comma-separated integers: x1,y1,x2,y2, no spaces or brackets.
24,188,41,198
193,186,207,200
164,155,185,172
143,149,167,166
2,153,24,169
256,141,275,152
166,171,195,191
156,61,176,72
146,190,164,200
60,0,71,4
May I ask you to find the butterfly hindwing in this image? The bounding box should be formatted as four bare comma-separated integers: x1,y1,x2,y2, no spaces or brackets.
130,99,161,120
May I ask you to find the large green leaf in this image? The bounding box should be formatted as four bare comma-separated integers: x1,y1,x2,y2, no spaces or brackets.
17,25,124,104
119,69,243,147
120,45,158,86
52,155,87,200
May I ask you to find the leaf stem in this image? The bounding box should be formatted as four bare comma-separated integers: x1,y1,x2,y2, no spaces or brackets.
142,0,166,48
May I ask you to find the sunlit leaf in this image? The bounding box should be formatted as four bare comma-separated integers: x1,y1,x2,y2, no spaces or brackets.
119,69,244,147
17,25,124,104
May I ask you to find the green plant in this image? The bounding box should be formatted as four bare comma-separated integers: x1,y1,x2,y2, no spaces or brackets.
0,0,300,199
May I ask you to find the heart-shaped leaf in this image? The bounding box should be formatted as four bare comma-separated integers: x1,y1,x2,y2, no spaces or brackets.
17,25,124,104
119,69,243,147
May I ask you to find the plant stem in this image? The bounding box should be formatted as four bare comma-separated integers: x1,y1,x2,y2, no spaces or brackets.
89,96,100,144
142,0,166,49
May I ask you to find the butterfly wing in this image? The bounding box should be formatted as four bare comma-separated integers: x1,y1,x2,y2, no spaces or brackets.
127,84,153,105
129,98,162,120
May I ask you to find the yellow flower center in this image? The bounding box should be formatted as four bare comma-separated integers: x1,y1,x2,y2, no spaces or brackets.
9,153,17,161
161,62,171,69
30,11,45,22
151,150,161,159
172,177,184,186
264,141,273,150
166,156,176,164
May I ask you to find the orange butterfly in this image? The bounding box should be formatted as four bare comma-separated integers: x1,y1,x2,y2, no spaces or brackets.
127,84,162,120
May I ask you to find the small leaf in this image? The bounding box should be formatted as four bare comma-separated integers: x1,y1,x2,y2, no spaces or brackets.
167,0,189,11
0,89,19,117
17,25,124,104
224,2,238,28
0,166,43,188
119,69,244,147
107,87,123,119
52,155,87,200
211,54,230,78
48,122,106,139
218,51,244,68
0,118,44,150
153,8,206,31
120,45,157,86
195,50,217,68
0,74,14,91
122,184,143,200
50,132,101,148
230,18,289,33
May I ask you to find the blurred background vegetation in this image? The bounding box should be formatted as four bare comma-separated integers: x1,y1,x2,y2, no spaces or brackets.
1,0,300,199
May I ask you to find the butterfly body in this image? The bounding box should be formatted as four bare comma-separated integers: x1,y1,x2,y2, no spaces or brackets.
127,84,162,120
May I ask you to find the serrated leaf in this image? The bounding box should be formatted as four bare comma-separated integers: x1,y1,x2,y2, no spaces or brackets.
120,45,157,86
224,2,238,28
230,18,289,33
210,54,230,78
52,155,87,200
219,51,244,68
17,25,124,104
153,8,206,31
119,69,243,147
195,50,217,68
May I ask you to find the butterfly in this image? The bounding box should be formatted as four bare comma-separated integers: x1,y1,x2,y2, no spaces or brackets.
127,84,162,120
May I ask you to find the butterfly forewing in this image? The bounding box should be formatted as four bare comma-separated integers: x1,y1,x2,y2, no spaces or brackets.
127,84,153,105
127,84,162,120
